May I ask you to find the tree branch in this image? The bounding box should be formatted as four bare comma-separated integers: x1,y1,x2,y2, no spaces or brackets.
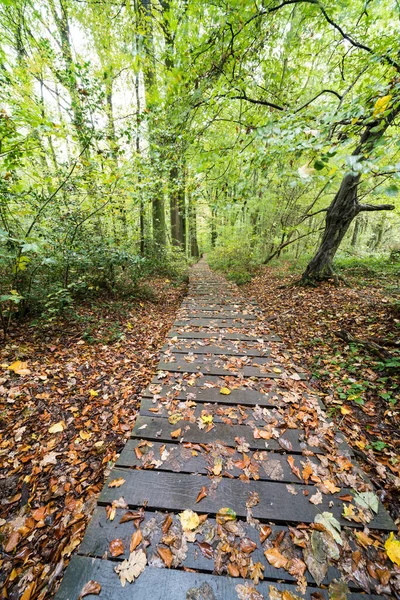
358,203,396,212
228,94,285,110
295,88,342,112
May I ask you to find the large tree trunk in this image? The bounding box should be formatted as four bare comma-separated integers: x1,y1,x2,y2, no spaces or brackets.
302,174,360,281
301,98,400,283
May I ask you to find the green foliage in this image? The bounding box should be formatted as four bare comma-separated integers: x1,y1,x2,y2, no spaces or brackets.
208,240,255,285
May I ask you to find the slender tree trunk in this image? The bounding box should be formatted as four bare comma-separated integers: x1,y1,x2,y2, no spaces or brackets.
188,189,199,257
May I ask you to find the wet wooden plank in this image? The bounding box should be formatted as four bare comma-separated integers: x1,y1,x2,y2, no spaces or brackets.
78,508,341,585
99,468,394,530
162,342,270,357
157,356,278,379
117,439,324,484
179,311,257,320
167,330,281,341
175,318,255,328
131,414,310,454
138,396,285,424
56,557,380,600
142,384,286,407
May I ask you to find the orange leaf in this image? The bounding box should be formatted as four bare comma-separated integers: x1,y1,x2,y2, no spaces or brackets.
109,538,124,557
158,546,173,568
196,486,208,503
108,477,126,488
170,428,181,439
264,547,288,569
302,463,313,484
130,529,142,552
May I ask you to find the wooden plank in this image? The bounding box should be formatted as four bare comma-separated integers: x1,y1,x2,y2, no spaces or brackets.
132,415,330,455
99,468,394,530
158,356,277,379
167,330,281,341
142,384,286,407
78,508,341,585
56,557,380,600
162,342,271,357
117,439,324,484
175,318,254,328
156,361,289,379
138,396,285,424
178,311,257,320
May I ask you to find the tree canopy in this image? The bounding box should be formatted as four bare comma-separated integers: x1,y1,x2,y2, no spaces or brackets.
1,0,399,332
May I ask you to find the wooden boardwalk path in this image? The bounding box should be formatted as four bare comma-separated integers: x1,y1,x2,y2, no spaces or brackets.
56,259,395,599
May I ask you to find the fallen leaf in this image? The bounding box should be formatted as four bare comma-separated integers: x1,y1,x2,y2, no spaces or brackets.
196,486,208,503
48,421,65,434
8,361,31,375
158,546,173,568
179,509,200,531
109,538,125,557
170,428,181,439
385,532,400,565
216,507,236,525
309,490,323,505
114,549,147,586
264,547,288,569
78,581,101,599
130,529,142,552
108,477,126,488
220,387,231,395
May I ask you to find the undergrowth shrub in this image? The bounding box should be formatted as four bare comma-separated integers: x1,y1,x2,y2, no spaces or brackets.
208,240,255,284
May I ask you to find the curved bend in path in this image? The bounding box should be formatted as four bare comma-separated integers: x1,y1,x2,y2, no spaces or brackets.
56,259,395,600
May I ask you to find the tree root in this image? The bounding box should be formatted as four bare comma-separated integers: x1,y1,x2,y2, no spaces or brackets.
335,329,393,361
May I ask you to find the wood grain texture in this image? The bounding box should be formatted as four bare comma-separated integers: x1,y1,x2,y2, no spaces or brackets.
99,467,394,530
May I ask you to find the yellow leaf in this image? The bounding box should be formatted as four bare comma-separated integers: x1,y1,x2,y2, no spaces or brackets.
219,387,231,395
89,389,99,397
179,509,200,531
201,414,213,424
48,421,65,434
79,430,92,440
272,367,282,374
340,405,352,415
168,412,183,425
385,532,400,565
8,361,31,376
373,94,392,117
351,117,359,125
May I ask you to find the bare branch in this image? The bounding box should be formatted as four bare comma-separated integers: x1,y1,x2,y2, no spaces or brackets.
358,203,396,212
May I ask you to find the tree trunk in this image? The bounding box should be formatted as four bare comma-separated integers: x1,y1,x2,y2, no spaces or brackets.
170,165,183,247
301,96,400,283
188,190,199,258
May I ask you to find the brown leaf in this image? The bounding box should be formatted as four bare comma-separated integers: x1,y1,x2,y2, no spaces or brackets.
109,538,124,557
264,547,288,569
240,537,257,554
108,477,126,488
250,561,265,585
162,514,173,533
196,486,208,503
278,438,293,452
197,541,214,559
130,529,142,552
227,562,240,577
302,463,313,484
158,546,173,568
260,525,272,543
170,428,181,439
78,581,102,599
287,455,302,480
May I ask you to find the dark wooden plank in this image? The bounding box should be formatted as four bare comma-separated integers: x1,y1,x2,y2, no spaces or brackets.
138,396,286,425
56,557,380,600
142,384,286,407
179,310,257,320
156,361,289,379
99,468,394,530
131,414,310,454
162,342,271,357
78,508,341,586
175,318,254,328
117,439,326,484
157,356,280,379
167,330,281,341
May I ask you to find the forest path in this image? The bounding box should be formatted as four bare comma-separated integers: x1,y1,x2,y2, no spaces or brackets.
55,259,395,600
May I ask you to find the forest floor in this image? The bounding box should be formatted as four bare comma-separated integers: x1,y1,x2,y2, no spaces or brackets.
243,260,400,522
0,277,187,600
